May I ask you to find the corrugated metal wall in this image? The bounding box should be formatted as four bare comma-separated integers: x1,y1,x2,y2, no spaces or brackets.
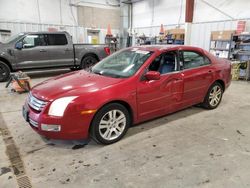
133,19,250,51
0,21,119,44
133,24,185,37
190,19,250,50
132,0,250,50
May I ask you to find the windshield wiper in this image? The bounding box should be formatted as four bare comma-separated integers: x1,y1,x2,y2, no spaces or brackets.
92,70,103,75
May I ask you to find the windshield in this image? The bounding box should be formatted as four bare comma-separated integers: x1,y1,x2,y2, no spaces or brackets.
92,48,153,78
2,33,25,44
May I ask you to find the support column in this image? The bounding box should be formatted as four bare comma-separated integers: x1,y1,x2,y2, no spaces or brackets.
120,3,130,49
184,22,192,45
184,0,194,45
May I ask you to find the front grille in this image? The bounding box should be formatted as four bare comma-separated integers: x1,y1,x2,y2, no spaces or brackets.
29,118,39,128
28,93,48,112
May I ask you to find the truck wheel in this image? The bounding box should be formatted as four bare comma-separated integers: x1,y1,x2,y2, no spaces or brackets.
80,56,98,70
0,61,11,82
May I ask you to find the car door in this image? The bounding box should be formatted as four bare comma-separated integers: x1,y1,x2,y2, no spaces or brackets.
179,50,214,107
14,34,50,69
45,34,74,67
137,50,184,121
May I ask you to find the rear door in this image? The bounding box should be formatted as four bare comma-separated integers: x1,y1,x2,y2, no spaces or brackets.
137,50,184,121
15,34,50,69
179,50,214,107
45,34,74,67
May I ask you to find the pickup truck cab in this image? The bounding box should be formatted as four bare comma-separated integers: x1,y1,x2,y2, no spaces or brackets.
0,31,110,82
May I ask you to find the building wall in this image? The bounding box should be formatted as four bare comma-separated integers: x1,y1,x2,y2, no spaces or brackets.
132,0,250,50
190,19,250,50
77,6,120,29
0,0,120,43
133,0,185,34
0,0,78,25
193,0,250,23
0,21,119,44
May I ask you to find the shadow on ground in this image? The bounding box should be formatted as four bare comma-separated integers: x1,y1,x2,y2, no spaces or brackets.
38,106,205,149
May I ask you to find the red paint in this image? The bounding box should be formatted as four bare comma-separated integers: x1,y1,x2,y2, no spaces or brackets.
236,21,246,34
104,47,111,55
24,45,231,140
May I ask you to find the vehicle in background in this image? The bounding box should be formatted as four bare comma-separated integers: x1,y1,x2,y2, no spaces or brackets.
22,45,231,144
0,31,110,82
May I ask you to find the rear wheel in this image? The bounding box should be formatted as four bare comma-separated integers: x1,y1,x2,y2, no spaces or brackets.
0,61,11,82
202,82,223,109
90,103,131,145
80,56,98,70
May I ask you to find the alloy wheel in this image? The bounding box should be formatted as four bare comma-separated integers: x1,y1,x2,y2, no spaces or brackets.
99,109,126,141
209,85,222,107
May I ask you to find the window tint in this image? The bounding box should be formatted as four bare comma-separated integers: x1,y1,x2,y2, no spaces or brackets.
149,55,162,72
183,51,210,69
22,34,46,48
47,34,67,45
149,52,177,74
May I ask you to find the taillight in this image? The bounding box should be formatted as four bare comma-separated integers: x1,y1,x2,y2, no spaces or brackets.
104,47,110,55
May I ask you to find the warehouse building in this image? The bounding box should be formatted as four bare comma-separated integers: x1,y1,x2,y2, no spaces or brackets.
0,0,250,187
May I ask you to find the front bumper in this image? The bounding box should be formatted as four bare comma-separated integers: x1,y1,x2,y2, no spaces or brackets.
22,101,94,140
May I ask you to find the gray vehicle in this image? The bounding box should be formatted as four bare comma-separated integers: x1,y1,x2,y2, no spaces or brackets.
0,31,110,82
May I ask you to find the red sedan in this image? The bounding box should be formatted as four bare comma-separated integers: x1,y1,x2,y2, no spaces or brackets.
23,45,231,144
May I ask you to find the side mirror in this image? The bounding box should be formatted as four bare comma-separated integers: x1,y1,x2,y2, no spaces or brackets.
15,42,23,49
145,71,160,81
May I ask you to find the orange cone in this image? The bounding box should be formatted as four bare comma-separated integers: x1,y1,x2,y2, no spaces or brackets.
159,24,164,35
106,24,113,37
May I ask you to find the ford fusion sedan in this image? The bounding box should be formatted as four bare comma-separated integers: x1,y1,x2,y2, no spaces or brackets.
22,45,231,144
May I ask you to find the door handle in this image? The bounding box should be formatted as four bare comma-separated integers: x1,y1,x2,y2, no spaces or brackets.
39,49,46,52
208,70,212,73
65,48,71,52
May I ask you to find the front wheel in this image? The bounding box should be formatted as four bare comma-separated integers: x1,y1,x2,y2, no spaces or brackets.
202,82,223,109
0,61,11,82
90,103,131,145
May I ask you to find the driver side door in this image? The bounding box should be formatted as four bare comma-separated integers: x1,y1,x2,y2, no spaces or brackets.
136,50,184,122
14,34,50,69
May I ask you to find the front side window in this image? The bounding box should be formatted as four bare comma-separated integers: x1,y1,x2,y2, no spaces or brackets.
148,51,178,74
182,51,210,69
47,34,68,45
22,34,46,48
92,48,153,78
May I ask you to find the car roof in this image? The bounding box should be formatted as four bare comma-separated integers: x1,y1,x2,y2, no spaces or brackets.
133,45,204,52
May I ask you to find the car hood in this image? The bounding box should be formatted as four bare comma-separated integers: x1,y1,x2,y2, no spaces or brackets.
31,70,124,101
0,43,10,52
0,43,5,51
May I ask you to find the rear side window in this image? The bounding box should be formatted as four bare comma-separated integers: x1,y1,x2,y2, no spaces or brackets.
47,34,68,45
182,51,210,69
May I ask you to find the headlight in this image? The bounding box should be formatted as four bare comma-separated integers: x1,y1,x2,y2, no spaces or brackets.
48,96,77,117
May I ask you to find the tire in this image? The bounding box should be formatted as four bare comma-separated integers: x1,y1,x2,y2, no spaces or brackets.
90,103,131,145
80,55,98,70
202,82,224,109
0,61,11,82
